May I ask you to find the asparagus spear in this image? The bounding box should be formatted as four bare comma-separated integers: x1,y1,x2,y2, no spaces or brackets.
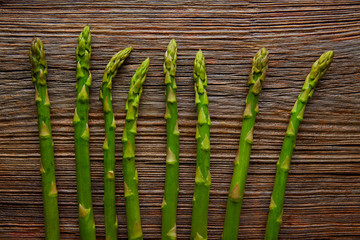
191,50,211,240
100,47,132,240
122,58,150,240
222,48,269,240
161,39,179,240
265,51,334,240
73,25,96,240
29,37,60,240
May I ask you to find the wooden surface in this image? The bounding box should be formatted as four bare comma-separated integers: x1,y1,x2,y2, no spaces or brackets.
0,1,360,239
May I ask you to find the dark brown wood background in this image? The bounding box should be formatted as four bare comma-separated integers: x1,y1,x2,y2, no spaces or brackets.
0,1,359,239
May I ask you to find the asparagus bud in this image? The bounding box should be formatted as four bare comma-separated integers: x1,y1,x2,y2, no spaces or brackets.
122,58,150,240
222,48,269,240
100,46,132,240
191,50,211,240
161,39,179,240
265,51,334,240
30,37,60,240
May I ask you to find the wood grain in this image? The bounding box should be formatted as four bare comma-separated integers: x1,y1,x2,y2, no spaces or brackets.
0,1,360,239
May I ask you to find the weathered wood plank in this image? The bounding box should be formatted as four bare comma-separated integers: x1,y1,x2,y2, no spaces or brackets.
0,0,359,239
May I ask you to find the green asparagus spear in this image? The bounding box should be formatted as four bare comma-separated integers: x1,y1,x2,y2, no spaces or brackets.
73,25,96,240
191,50,211,240
161,39,179,240
122,58,150,240
100,47,132,240
29,37,60,240
222,48,269,240
265,51,334,240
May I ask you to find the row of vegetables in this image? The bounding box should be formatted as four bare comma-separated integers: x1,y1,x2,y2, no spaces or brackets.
29,25,333,239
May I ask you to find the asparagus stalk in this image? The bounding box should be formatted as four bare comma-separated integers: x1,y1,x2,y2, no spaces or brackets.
73,25,96,240
161,39,179,240
265,51,334,240
222,48,269,240
29,37,60,240
191,50,211,240
122,58,150,240
100,47,132,240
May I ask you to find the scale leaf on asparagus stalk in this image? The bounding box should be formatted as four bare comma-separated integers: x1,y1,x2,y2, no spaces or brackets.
161,39,179,240
191,50,211,240
265,51,334,240
222,48,269,240
101,47,132,240
122,58,150,240
30,37,60,240
73,25,97,240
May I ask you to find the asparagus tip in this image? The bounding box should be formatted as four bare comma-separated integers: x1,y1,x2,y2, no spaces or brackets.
309,50,334,85
323,50,334,59
318,50,334,68
258,47,269,56
103,47,133,75
83,24,90,34
143,57,150,65
194,50,206,82
30,37,42,48
125,46,133,53
116,46,133,60
254,47,269,68
137,58,150,76
30,37,44,62
167,39,177,50
196,49,204,59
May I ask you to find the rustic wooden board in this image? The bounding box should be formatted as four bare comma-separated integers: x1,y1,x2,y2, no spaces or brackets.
0,1,359,239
